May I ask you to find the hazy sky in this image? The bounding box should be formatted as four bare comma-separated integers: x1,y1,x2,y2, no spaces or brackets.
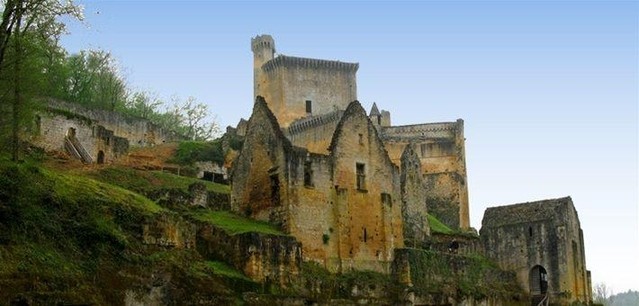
61,0,638,293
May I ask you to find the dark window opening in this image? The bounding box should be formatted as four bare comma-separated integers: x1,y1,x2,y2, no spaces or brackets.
306,100,312,114
304,161,313,187
377,116,381,125
363,228,368,243
529,226,533,237
97,151,105,164
356,163,366,190
381,193,392,206
270,174,280,205
34,115,41,135
213,173,226,184
202,171,214,181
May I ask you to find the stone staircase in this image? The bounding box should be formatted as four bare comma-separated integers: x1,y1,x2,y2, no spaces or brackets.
64,136,93,164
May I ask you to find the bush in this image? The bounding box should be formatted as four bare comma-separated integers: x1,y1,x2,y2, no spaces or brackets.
170,140,224,165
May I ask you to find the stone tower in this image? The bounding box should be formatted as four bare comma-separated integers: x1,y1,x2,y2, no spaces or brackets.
250,35,358,127
251,34,275,100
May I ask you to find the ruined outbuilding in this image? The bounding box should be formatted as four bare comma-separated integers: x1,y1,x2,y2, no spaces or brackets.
481,197,592,304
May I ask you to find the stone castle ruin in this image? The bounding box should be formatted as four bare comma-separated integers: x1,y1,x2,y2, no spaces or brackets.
250,34,469,231
31,99,181,164
230,35,592,304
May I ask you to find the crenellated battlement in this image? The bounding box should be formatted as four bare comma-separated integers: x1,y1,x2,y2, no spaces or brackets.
262,55,359,73
287,110,344,135
251,34,275,53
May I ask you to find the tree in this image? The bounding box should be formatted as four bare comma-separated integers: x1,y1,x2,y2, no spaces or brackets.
0,0,82,160
593,282,614,305
124,91,162,119
64,50,127,110
180,96,219,141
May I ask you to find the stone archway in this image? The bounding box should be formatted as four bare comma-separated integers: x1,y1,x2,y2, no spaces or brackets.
97,151,105,164
66,127,76,138
530,265,548,295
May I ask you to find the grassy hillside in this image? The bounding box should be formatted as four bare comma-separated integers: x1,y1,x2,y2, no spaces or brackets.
0,157,249,304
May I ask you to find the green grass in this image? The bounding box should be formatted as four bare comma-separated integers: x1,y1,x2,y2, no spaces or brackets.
48,169,162,215
82,166,230,194
191,211,285,236
199,261,252,281
428,213,454,234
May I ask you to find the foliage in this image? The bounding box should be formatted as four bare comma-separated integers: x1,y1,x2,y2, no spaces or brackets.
403,248,522,300
191,211,285,236
0,159,256,303
609,290,639,306
62,49,127,111
428,213,454,234
169,139,224,165
0,0,83,160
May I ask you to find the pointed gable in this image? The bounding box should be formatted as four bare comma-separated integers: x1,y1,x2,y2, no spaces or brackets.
369,102,381,117
231,96,292,222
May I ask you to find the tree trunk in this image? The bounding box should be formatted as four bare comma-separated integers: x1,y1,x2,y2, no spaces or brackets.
11,3,22,162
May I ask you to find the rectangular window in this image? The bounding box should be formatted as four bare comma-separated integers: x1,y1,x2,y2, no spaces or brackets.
381,193,392,206
356,163,366,191
306,100,312,114
304,161,313,187
270,174,280,205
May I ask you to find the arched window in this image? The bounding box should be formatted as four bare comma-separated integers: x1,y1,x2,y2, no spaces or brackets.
97,151,105,164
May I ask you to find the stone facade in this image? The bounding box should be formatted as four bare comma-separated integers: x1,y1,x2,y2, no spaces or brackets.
234,35,590,305
480,197,592,305
231,97,407,273
252,35,358,128
381,120,469,230
31,99,181,164
251,34,469,230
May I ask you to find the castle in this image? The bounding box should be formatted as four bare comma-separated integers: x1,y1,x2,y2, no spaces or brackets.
230,35,592,304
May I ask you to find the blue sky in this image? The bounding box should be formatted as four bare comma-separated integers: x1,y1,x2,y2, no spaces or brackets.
61,0,638,293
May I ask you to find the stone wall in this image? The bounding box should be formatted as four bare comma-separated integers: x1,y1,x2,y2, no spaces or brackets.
196,224,302,288
382,120,470,230
32,111,128,164
253,34,358,128
45,100,180,146
31,99,181,164
480,197,591,304
285,110,343,154
230,97,292,225
232,98,408,274
328,101,404,273
400,143,430,247
392,248,526,306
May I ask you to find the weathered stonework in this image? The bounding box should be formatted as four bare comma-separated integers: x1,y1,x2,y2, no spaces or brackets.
232,97,407,273
382,120,469,230
31,99,181,164
480,197,591,305
196,223,302,288
400,143,430,246
252,35,358,128
250,35,470,231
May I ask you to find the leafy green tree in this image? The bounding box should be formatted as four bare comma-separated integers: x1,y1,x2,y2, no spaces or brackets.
0,0,82,160
64,50,127,110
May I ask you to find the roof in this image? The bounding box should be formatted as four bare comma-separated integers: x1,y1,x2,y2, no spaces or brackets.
481,197,574,228
369,102,381,116
262,55,359,73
